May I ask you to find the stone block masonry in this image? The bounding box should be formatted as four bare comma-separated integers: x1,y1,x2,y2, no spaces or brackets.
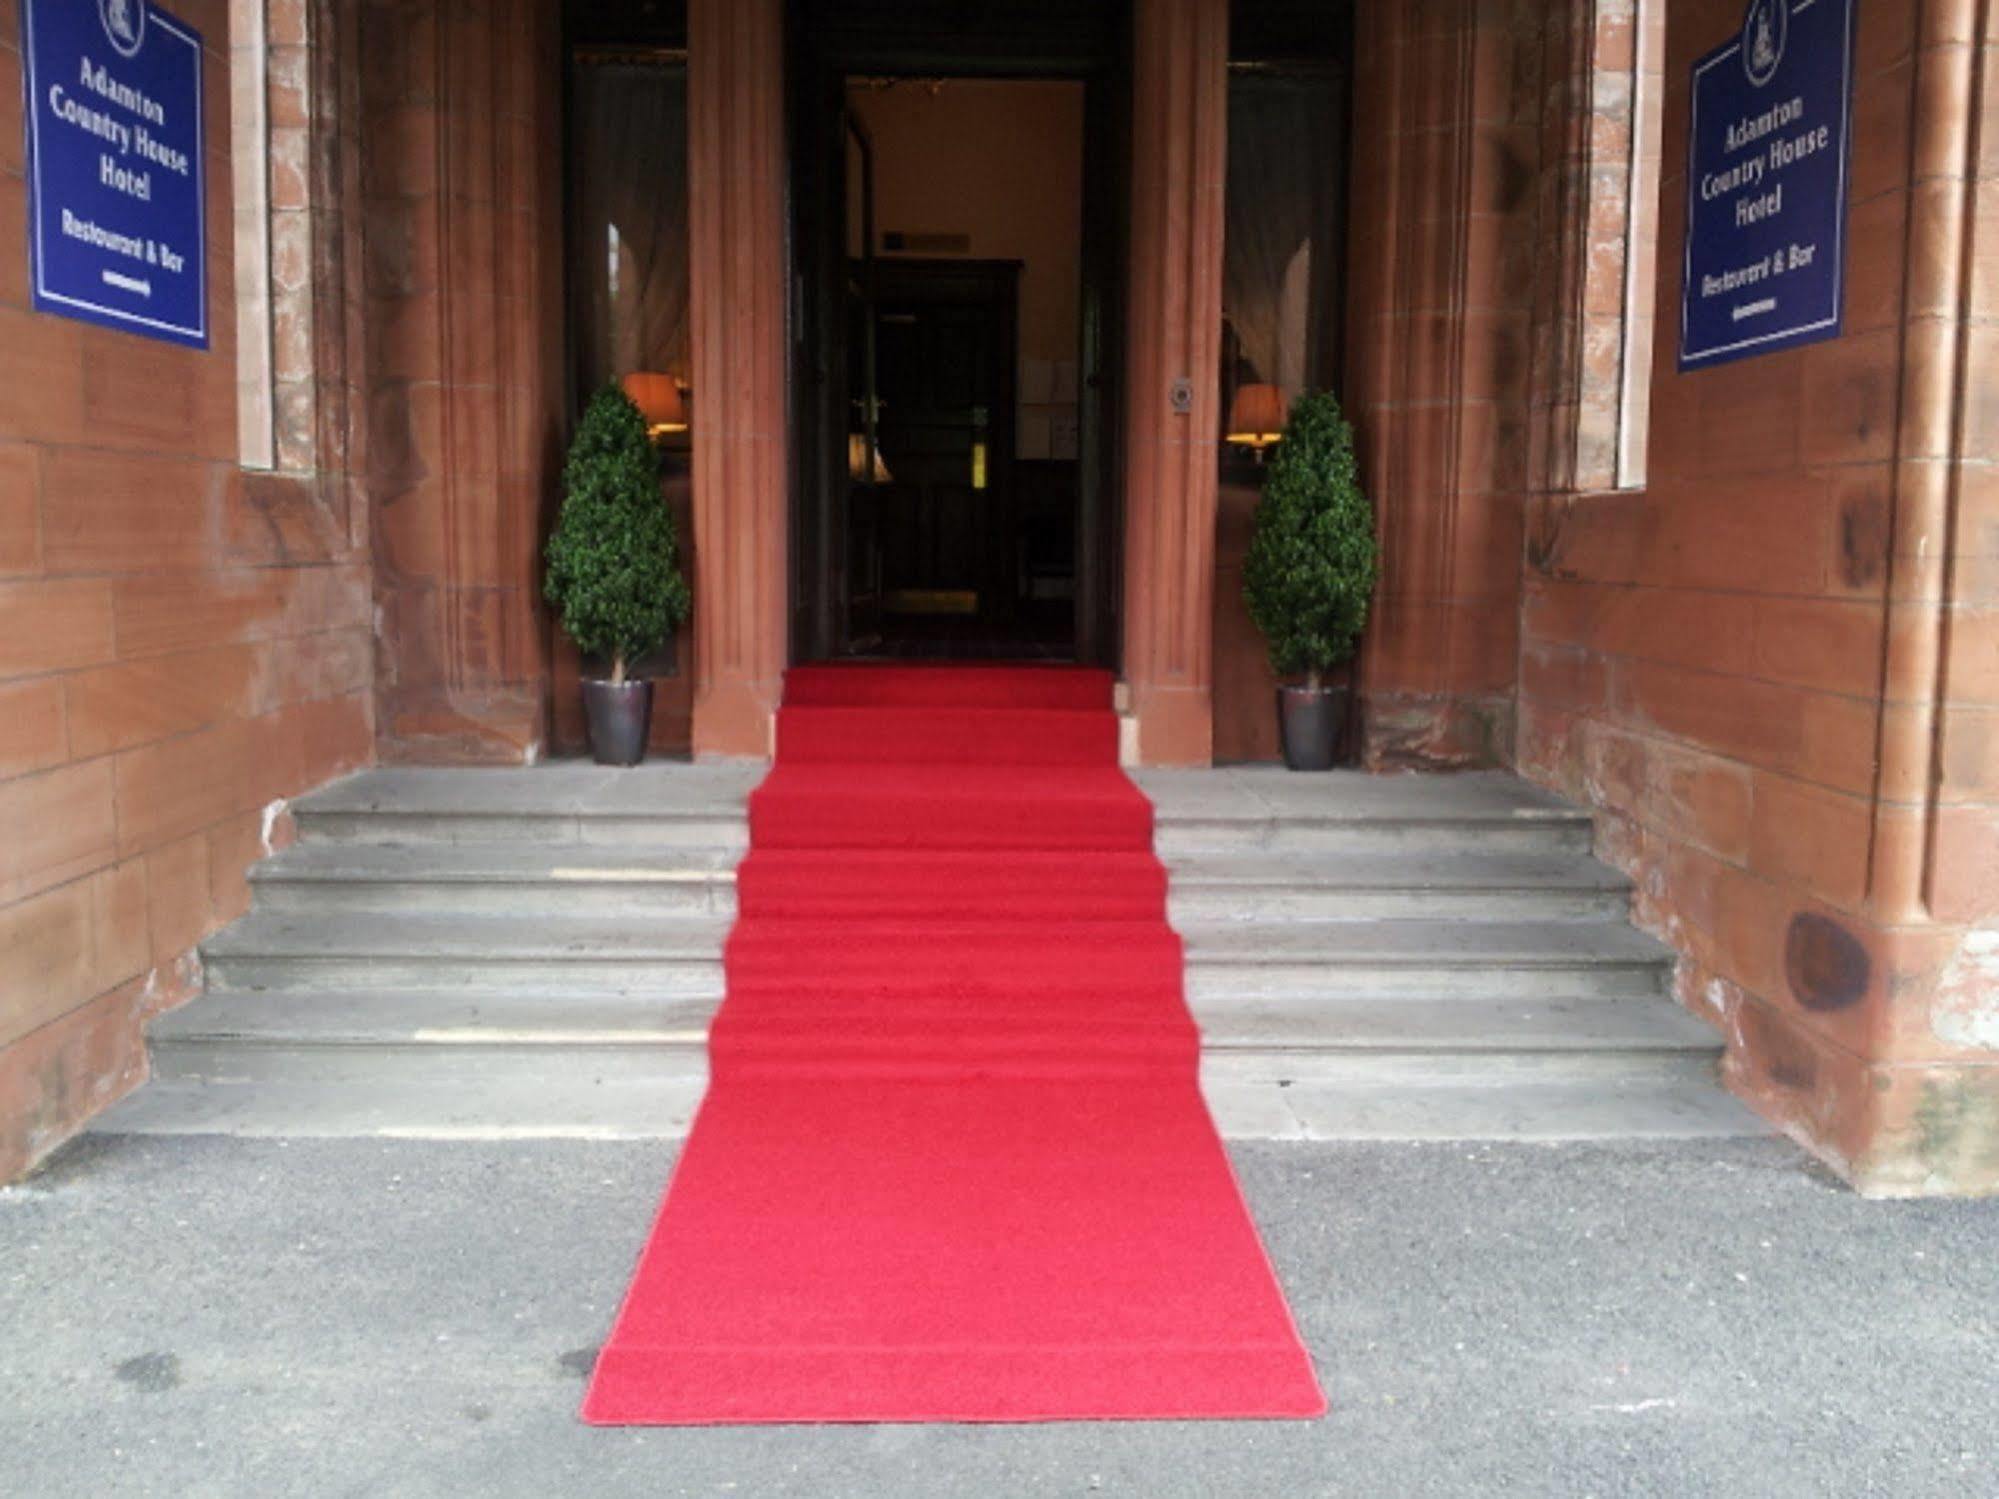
0,0,373,1181
1515,0,1999,1194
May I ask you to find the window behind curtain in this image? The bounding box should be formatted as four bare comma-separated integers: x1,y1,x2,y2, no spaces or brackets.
1220,66,1347,451
566,56,691,412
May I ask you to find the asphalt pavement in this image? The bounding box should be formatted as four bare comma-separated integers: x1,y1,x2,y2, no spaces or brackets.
2,1132,1994,1498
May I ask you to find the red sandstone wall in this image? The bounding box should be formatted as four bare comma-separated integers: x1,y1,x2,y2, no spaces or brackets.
1212,475,1282,763
1933,23,1999,1059
0,0,373,1179
1345,0,1534,768
1518,0,1999,1192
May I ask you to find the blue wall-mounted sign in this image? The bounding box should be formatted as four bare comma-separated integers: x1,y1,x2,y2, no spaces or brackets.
1679,0,1855,371
19,0,207,348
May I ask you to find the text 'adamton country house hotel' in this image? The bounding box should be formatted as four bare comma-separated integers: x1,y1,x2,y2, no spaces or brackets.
1,0,1996,1200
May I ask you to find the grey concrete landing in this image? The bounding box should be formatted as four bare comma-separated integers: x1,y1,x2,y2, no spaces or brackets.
6,1133,1994,1498
98,761,1763,1144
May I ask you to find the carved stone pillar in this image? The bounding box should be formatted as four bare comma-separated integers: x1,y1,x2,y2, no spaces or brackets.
687,0,789,759
1120,0,1228,767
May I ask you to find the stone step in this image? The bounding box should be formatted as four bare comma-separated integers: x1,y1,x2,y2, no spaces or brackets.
148,1035,710,1089
147,989,719,1053
1165,848,1631,921
1199,1074,1761,1142
202,906,1666,1003
147,987,1716,1060
290,763,762,847
106,1044,1754,1143
101,1069,1761,1141
289,766,1595,862
145,1037,1720,1099
249,841,1623,925
1180,918,1672,999
118,760,1760,1145
200,912,730,998
1203,1046,1721,1089
151,991,1719,1071
248,843,741,917
97,1072,712,1141
1196,994,1721,1055
1139,767,1596,855
131,983,1737,1142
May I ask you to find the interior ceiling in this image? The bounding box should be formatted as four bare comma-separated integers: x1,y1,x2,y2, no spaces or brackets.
795,0,1123,74
1231,0,1351,63
565,0,1349,65
565,0,686,50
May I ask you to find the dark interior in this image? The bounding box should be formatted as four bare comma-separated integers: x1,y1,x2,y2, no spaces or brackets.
787,1,1130,667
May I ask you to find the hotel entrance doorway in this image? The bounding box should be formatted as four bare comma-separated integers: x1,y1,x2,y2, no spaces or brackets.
788,4,1129,666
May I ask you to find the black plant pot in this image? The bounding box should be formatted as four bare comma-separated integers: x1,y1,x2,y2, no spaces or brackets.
1277,683,1347,771
583,678,654,767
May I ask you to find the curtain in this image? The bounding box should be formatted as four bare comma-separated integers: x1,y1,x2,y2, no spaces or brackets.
569,61,691,401
1222,71,1346,401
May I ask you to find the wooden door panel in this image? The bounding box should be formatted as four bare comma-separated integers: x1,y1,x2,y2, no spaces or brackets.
863,259,1018,618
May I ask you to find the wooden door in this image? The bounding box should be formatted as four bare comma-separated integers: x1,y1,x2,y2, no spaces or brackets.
862,259,1019,624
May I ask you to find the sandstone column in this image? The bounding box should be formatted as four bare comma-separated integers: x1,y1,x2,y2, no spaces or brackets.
687,0,789,758
363,0,563,763
1344,0,1533,768
1120,0,1228,767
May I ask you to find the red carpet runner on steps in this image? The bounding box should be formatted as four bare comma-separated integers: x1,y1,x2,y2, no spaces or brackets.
582,664,1325,1424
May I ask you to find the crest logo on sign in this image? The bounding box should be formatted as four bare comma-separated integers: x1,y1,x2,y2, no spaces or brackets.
99,0,146,57
1742,0,1787,86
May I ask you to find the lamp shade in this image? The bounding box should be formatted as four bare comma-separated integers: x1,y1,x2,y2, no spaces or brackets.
1225,383,1288,447
847,433,893,484
621,372,688,435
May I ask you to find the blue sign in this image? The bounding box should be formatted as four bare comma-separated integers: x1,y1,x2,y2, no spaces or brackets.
1680,0,1855,371
19,0,207,348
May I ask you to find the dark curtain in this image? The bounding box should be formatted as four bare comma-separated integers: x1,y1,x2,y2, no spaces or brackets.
569,61,691,402
1222,70,1346,403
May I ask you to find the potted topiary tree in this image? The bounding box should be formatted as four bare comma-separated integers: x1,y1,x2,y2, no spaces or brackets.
1241,388,1379,770
545,384,693,766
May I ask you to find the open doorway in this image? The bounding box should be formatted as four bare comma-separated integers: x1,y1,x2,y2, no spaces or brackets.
789,7,1127,668
843,79,1084,659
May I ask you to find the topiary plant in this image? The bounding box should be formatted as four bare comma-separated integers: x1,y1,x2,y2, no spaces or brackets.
1241,388,1379,689
544,384,692,683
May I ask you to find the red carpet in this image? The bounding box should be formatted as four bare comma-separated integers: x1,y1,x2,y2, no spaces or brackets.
582,665,1325,1424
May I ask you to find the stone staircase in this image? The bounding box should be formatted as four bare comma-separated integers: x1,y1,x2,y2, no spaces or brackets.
1137,769,1752,1139
100,763,1758,1141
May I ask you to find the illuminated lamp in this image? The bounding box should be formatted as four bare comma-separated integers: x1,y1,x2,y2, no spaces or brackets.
621,372,688,438
1225,382,1288,460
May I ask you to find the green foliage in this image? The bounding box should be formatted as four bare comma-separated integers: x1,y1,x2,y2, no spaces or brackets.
1241,388,1379,684
544,385,691,679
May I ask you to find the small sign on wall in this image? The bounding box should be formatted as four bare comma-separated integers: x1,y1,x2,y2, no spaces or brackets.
19,0,208,348
1679,0,1855,371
